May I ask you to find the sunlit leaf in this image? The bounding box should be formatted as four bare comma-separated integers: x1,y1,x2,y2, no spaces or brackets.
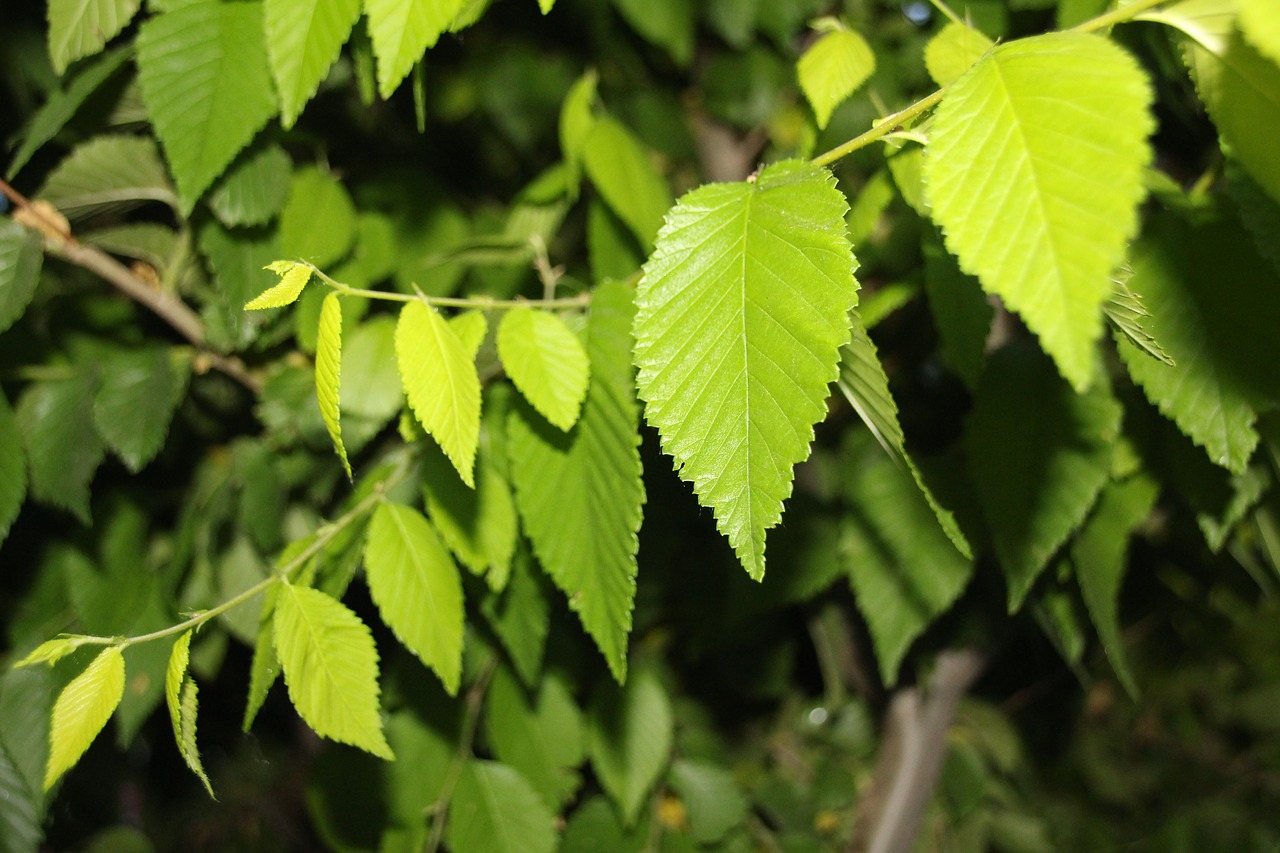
45,646,125,790
365,0,466,98
265,0,361,127
316,292,352,479
46,0,142,73
925,32,1153,390
634,159,858,579
1240,0,1280,66
450,310,488,359
924,20,994,87
797,23,876,129
272,582,393,759
587,668,673,827
497,308,590,431
165,631,214,796
246,261,311,310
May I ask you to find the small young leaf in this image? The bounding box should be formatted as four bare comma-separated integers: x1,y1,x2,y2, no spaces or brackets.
46,0,142,73
165,631,214,796
395,301,482,487
498,308,590,431
582,117,672,249
316,292,352,479
446,760,557,853
797,25,876,129
265,0,362,128
364,0,467,98
15,637,88,669
925,32,1154,390
364,503,465,694
587,668,673,827
136,1,278,209
272,582,393,759
45,646,125,790
0,390,27,547
17,374,105,524
634,159,858,580
924,21,994,87
246,262,311,310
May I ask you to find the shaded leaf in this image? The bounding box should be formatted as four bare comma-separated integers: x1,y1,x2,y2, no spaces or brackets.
587,668,673,827
45,646,125,790
0,220,43,335
342,316,404,421
497,308,590,431
37,135,177,218
316,292,352,478
365,0,467,98
447,760,557,853
278,167,358,268
209,142,293,227
1105,274,1174,366
423,449,517,588
559,70,598,174
582,117,672,249
608,0,694,65
0,392,26,551
480,550,550,687
669,759,749,844
925,32,1153,390
92,346,190,472
17,374,104,524
46,0,142,73
266,0,361,127
921,231,991,389
242,585,280,732
634,159,858,579
798,24,876,129
484,667,584,808
0,741,40,853
272,582,393,759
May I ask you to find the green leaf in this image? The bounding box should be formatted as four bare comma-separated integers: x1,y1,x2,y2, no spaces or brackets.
364,502,465,694
587,668,673,827
925,32,1154,390
92,346,190,472
45,646,125,790
365,0,467,99
669,759,749,844
17,374,105,524
278,166,358,268
199,219,279,348
1105,274,1174,366
921,231,992,390
508,282,644,680
316,292,352,479
450,310,489,359
15,636,94,669
37,135,178,218
497,308,590,431
1241,0,1280,66
964,342,1121,610
395,300,481,487
209,142,293,227
582,117,672,249
242,585,280,732
1118,213,1280,472
560,797,647,853
484,666,584,808
446,760,558,853
608,0,694,66
559,70,598,173
266,0,361,127
46,0,142,73
924,21,994,87
797,25,876,129
341,316,404,421
840,431,975,683
633,159,858,579
538,0,555,12
0,741,40,853
165,631,214,796
1072,475,1159,698
423,449,518,588
136,0,278,210
480,550,550,687
0,220,42,336
7,46,132,180
272,581,393,759
246,260,311,310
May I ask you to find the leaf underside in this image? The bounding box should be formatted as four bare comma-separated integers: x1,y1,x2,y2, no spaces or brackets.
265,0,362,128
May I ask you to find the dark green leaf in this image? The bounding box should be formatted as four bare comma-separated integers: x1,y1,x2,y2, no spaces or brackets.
446,760,557,853
209,142,293,228
0,389,27,547
484,666,584,808
37,135,177,218
17,374,105,524
587,668,673,827
0,220,42,335
92,346,190,472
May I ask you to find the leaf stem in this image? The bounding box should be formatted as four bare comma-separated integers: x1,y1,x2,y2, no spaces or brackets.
308,263,591,310
1071,0,1169,32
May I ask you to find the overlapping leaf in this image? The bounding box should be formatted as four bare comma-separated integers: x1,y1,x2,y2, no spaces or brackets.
924,21,993,87
365,0,466,98
0,220,42,336
93,346,190,472
265,0,361,127
364,502,465,694
633,159,858,579
17,374,105,524
165,631,214,796
316,293,352,478
136,0,278,209
446,760,557,853
423,449,517,589
498,308,590,431
1105,275,1173,366
484,667,584,808
272,582,393,758
45,647,125,789
38,135,178,218
587,669,673,827
46,0,142,73
582,117,672,249
396,301,482,487
1241,0,1280,65
508,282,644,680
925,32,1153,390
209,142,292,227
278,167,358,268
797,23,876,129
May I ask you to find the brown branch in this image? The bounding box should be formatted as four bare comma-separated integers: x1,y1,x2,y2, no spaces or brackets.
0,177,262,394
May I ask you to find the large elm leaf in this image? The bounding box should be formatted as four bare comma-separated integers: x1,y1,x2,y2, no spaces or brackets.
964,342,1121,610
45,647,125,790
0,219,42,335
508,282,644,681
17,374,105,524
364,502,465,694
797,23,876,129
278,167,357,268
633,159,858,580
209,142,292,227
365,0,466,99
316,292,352,479
38,135,178,218
1116,213,1280,473
46,0,142,73
266,0,361,127
925,32,1153,390
395,301,481,487
587,668,673,827
272,581,393,759
497,307,590,431
92,346,191,472
582,117,672,250
1241,0,1280,66
447,760,557,853
0,391,26,548
136,0,278,210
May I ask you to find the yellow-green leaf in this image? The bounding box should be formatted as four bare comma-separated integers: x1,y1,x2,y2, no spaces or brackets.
246,262,311,310
797,25,876,129
165,630,214,796
1241,0,1280,67
316,292,352,479
45,646,125,790
265,0,362,128
924,21,993,87
365,0,466,98
498,308,590,431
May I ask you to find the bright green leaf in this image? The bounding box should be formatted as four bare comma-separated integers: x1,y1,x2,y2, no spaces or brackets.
395,300,481,487
447,760,557,853
45,646,125,790
266,0,361,127
209,142,293,227
498,308,590,431
450,310,489,359
797,26,876,129
316,292,352,479
485,666,584,808
1116,213,1280,473
272,582,393,759
633,159,858,579
587,668,673,827
17,374,105,524
0,220,42,336
15,637,91,669
165,631,214,796
92,346,190,472
924,21,994,87
46,0,142,73
964,342,1121,610
1240,0,1280,66
1073,474,1159,698
365,0,466,99
136,0,278,210
364,502,465,694
37,135,178,218
538,0,555,11
278,166,358,268
582,117,672,249
246,261,311,309
508,282,644,680
925,32,1154,390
